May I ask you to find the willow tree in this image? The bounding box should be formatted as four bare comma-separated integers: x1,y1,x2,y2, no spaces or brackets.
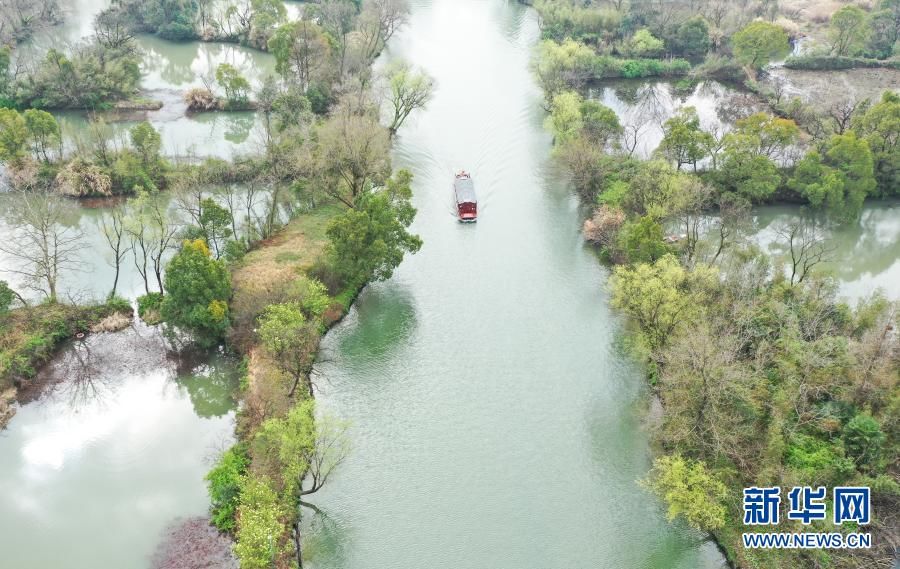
382,59,435,136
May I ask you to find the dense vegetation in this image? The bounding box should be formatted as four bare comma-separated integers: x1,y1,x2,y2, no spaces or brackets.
534,2,899,568
0,1,431,566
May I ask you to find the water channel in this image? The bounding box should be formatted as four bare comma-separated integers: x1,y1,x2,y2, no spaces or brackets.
1,1,898,568
303,2,726,567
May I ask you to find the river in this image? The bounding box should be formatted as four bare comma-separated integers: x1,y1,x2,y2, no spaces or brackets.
302,2,726,568
1,1,898,568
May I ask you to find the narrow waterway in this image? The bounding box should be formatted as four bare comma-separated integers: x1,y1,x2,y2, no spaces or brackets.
305,2,726,568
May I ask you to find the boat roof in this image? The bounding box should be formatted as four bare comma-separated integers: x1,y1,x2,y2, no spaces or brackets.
454,176,476,203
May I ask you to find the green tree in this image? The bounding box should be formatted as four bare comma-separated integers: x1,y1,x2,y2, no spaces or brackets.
198,198,233,259
731,113,800,161
659,106,713,171
248,0,287,48
160,239,232,347
610,255,717,351
532,39,596,103
790,133,876,221
616,215,670,264
0,280,19,315
383,59,435,135
676,16,710,59
829,5,869,57
547,91,584,144
257,302,320,397
252,399,350,566
269,20,331,92
325,169,422,286
215,63,251,107
842,413,886,470
206,444,249,532
717,143,781,202
852,91,899,195
23,109,60,163
731,21,790,71
129,121,162,171
625,29,664,58
643,455,729,531
580,99,621,146
0,108,28,163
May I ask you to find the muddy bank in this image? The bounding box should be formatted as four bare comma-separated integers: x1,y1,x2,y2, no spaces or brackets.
151,517,238,569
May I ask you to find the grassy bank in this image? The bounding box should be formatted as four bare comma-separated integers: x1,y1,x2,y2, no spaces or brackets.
0,298,133,427
230,202,350,435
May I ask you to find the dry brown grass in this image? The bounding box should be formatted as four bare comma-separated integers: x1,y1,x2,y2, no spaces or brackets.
780,0,870,26
90,311,133,333
230,204,341,351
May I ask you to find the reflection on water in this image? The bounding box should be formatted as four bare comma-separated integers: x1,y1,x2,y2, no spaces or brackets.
138,35,277,91
306,1,727,568
0,184,282,303
748,201,900,300
0,321,238,568
591,80,766,159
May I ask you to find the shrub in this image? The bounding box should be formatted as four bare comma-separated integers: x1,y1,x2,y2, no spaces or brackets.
184,87,219,111
137,292,163,320
206,444,249,532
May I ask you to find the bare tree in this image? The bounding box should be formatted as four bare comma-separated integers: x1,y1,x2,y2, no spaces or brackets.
829,99,863,135
315,101,391,208
99,207,131,299
620,120,647,157
359,0,410,61
0,192,84,303
775,221,837,286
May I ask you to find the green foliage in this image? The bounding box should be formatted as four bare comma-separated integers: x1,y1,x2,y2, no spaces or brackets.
546,91,584,144
0,281,15,315
326,169,422,287
23,109,60,162
248,0,287,48
137,292,163,320
676,16,711,59
625,29,664,58
206,444,250,532
852,91,900,196
215,63,251,108
786,433,855,486
160,240,232,347
130,121,162,169
843,413,886,470
616,216,670,264
547,91,621,147
0,108,28,162
532,39,597,101
11,42,141,109
643,455,728,531
659,106,713,171
253,399,316,491
716,145,781,202
731,21,790,69
829,5,870,57
790,133,876,222
611,255,717,351
233,475,287,569
532,0,621,43
198,198,234,258
269,21,331,91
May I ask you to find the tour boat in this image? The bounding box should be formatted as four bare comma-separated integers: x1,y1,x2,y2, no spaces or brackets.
454,171,477,222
